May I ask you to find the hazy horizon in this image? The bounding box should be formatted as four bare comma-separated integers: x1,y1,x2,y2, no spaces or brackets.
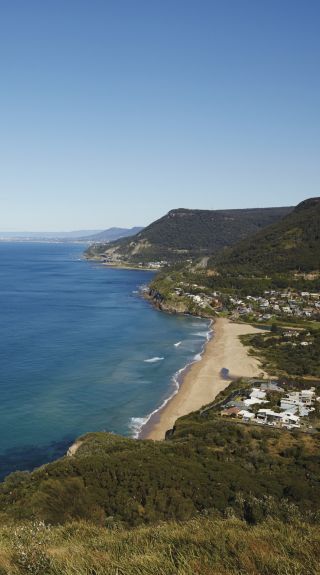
0,201,298,234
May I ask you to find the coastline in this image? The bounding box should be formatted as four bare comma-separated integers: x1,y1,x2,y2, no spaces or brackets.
85,256,158,272
140,318,267,441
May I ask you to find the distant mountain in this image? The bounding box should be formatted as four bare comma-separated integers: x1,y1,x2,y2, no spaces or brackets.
213,198,320,274
86,207,293,263
85,227,144,242
0,227,143,243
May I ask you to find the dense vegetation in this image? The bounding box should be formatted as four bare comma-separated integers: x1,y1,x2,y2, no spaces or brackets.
0,383,319,529
242,328,320,377
86,206,292,263
212,198,320,274
0,515,319,575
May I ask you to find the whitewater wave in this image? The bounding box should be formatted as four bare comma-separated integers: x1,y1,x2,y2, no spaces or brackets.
174,341,182,347
192,332,209,338
144,357,164,363
129,417,150,438
131,355,206,438
129,320,214,440
128,370,182,438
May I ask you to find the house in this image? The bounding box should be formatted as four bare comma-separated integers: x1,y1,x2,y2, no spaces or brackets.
302,308,313,317
238,410,255,422
282,306,292,314
243,388,268,407
300,389,316,404
280,389,315,416
256,409,283,425
281,412,301,427
220,407,241,417
256,409,300,427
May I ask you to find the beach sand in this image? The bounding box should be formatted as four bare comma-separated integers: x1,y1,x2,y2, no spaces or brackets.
141,318,267,441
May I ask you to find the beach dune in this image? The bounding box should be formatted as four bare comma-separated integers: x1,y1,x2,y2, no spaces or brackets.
141,318,266,441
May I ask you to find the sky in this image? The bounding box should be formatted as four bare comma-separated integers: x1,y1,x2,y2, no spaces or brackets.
0,0,319,231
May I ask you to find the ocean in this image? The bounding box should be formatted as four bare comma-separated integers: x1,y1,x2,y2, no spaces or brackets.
0,242,211,479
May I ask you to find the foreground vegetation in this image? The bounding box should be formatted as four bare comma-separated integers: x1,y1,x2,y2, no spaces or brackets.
1,380,319,528
0,514,319,575
1,381,319,573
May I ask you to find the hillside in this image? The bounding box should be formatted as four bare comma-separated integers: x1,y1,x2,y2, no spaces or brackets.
212,198,320,275
85,206,292,264
0,380,319,528
0,515,318,575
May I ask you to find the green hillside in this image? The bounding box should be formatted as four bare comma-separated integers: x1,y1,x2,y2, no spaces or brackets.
212,198,320,275
0,380,319,528
86,206,292,264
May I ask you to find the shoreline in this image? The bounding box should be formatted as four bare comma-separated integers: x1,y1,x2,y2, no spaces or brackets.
85,256,158,272
139,318,267,441
130,319,213,439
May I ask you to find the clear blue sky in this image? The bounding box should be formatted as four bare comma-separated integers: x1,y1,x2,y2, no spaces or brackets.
1,0,319,231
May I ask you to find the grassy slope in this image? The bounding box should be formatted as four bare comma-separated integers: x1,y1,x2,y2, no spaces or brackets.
0,515,319,575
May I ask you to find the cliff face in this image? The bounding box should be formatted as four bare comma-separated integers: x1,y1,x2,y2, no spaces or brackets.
149,295,190,315
145,288,214,318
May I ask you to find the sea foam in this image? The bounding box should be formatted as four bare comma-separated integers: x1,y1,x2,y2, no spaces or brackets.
129,417,150,438
192,332,209,338
144,357,164,363
132,321,213,440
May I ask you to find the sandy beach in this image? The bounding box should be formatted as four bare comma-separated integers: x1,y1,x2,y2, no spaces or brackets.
141,318,267,440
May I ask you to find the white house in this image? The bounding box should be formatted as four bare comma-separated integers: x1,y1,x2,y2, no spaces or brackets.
256,409,300,427
244,388,268,407
238,409,255,422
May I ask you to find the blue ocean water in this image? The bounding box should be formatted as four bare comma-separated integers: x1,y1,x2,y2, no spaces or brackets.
0,243,210,479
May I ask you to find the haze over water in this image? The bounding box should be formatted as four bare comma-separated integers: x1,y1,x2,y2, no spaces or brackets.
0,243,210,479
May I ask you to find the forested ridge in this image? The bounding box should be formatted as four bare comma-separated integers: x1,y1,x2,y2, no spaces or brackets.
212,198,320,274
86,206,292,263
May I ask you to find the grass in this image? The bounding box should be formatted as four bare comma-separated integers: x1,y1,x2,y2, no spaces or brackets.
0,516,319,575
